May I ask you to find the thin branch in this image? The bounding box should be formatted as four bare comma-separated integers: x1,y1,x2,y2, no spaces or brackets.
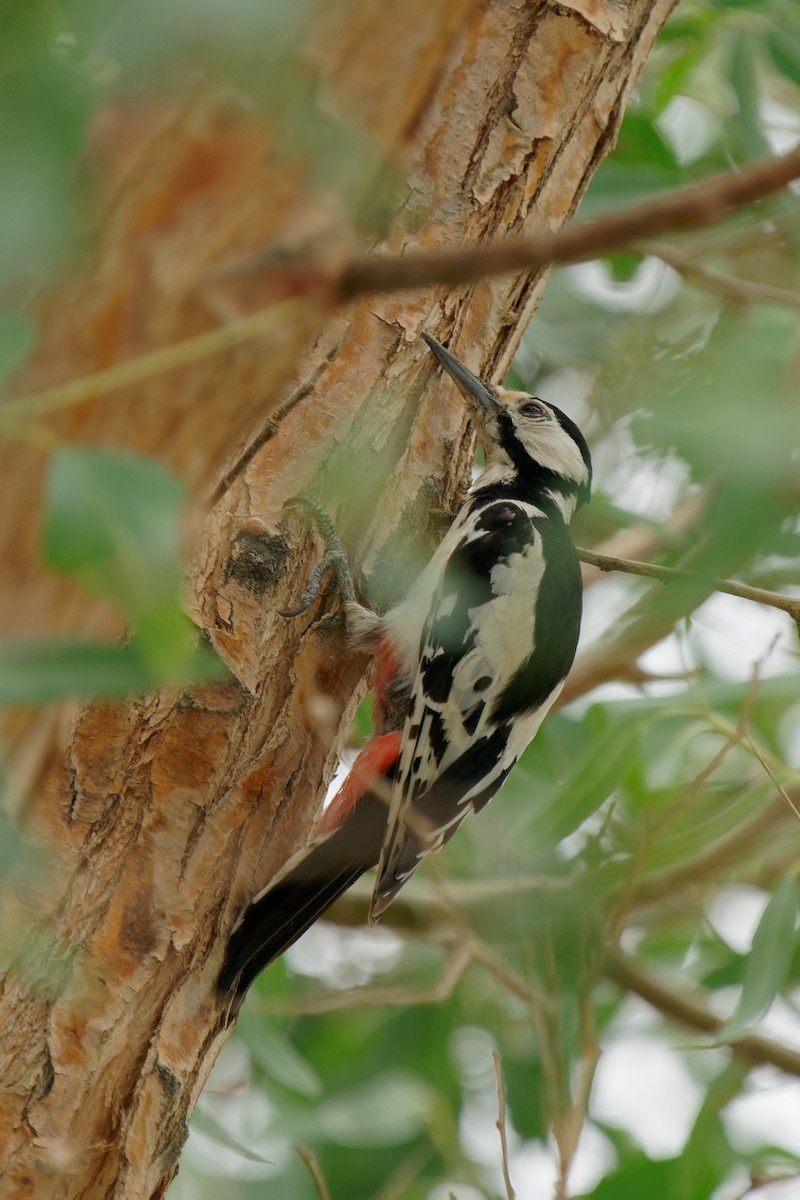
553,995,600,1200
326,785,797,928
0,419,63,454
1,297,303,422
580,489,710,591
653,644,769,834
261,882,800,1096
492,1051,516,1200
609,649,775,939
638,240,800,310
745,734,800,824
737,1171,800,1199
465,938,567,1118
206,323,349,508
577,547,800,627
336,147,800,299
296,1145,333,1200
369,1147,436,1200
606,949,800,1078
7,155,800,431
252,940,473,1016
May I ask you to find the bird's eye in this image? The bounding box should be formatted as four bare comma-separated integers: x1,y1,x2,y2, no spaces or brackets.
520,400,546,418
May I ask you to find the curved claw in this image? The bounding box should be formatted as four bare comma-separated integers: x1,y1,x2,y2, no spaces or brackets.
280,503,356,617
279,600,313,619
283,497,343,558
279,552,338,618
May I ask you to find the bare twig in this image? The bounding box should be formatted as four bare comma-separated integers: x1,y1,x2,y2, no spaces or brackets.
737,1170,800,1199
297,1145,333,1200
207,323,349,508
606,949,800,1078
745,735,800,824
369,1147,436,1200
7,153,800,435
252,940,473,1016
1,298,303,422
580,490,710,591
577,547,800,627
337,147,800,299
553,995,600,1200
492,1051,516,1200
316,897,800,1084
326,786,796,928
609,643,775,939
638,240,800,310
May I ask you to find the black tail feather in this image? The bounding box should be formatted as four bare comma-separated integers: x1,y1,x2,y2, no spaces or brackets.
219,792,388,1007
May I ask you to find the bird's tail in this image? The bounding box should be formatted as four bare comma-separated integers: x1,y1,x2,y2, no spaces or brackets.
218,788,390,1009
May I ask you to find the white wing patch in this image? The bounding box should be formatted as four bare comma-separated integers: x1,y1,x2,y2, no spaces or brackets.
372,498,549,916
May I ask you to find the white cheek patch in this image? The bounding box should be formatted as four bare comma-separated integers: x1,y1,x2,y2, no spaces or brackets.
520,422,588,483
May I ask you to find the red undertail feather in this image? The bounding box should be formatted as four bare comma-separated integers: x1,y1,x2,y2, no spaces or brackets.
320,731,402,833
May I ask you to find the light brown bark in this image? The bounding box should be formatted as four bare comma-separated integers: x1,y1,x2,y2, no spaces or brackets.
0,1,676,1195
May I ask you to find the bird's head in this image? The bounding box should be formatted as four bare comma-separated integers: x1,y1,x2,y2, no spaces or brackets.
422,332,592,519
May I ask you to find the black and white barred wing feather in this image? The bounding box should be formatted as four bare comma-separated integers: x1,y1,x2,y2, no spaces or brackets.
372,496,568,917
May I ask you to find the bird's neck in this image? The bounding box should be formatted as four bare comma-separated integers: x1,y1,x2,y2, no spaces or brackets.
470,459,579,524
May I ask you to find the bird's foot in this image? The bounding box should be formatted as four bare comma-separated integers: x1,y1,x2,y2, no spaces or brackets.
280,497,357,617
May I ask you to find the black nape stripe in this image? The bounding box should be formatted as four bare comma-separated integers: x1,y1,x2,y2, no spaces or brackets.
548,401,593,480
494,410,590,513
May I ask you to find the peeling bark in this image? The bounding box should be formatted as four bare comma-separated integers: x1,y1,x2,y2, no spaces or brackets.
0,2,675,1195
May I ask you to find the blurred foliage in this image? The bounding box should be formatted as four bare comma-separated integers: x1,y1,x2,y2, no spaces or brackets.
2,0,800,1198
0,446,226,704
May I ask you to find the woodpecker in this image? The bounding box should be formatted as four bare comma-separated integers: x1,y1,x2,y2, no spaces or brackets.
219,333,592,1004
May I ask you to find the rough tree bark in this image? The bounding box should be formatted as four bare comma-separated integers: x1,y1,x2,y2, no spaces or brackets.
0,1,676,1195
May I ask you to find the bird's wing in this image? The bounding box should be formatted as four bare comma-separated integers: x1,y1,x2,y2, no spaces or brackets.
371,499,542,918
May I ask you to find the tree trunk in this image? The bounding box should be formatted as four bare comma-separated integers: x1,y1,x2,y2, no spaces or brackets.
0,1,675,1195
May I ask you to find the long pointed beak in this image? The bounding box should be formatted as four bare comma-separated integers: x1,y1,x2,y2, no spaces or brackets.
421,333,503,418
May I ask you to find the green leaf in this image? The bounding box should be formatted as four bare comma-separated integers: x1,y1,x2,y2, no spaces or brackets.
651,39,710,112
0,809,41,880
676,1060,744,1198
40,448,217,679
613,111,681,172
523,713,655,850
0,313,35,389
767,27,800,88
578,162,687,218
636,307,800,584
0,636,225,705
43,447,186,612
0,58,93,286
236,1017,323,1099
133,605,215,681
190,1106,274,1165
716,876,798,1043
0,639,151,704
585,1153,681,1200
316,1072,433,1146
729,32,771,161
